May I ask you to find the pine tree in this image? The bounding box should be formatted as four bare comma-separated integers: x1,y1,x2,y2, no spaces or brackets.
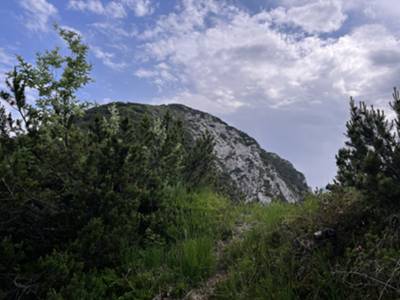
335,90,400,203
184,131,216,187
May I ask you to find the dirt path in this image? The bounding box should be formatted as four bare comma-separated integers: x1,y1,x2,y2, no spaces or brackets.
182,221,252,300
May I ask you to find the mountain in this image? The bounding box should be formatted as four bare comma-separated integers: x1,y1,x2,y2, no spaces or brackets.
85,102,309,203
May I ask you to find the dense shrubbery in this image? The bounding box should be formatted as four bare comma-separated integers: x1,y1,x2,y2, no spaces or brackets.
0,28,224,299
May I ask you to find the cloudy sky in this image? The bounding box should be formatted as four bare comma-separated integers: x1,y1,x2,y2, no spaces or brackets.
1,0,400,187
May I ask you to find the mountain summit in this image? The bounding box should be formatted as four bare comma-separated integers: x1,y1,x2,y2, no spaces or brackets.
86,102,309,203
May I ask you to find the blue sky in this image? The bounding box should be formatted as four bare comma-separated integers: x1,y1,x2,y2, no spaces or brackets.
1,0,400,188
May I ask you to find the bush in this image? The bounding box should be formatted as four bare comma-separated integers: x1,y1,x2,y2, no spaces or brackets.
0,28,222,299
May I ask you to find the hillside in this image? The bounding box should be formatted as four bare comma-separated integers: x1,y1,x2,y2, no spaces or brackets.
85,102,309,203
2,25,400,300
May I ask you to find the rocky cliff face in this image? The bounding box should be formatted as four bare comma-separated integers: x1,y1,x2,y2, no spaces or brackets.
86,102,309,203
167,104,308,203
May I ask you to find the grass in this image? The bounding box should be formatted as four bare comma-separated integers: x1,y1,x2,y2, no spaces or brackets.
114,187,242,299
211,196,320,300
211,189,400,300
117,188,320,299
36,187,400,299
171,237,216,282
129,191,321,299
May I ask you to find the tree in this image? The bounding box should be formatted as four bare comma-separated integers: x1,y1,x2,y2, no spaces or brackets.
0,26,218,298
184,131,216,187
0,68,38,135
335,89,400,203
0,26,93,263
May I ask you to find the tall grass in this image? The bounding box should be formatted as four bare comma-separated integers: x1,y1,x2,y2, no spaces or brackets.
213,195,321,300
170,237,216,282
100,188,399,300
118,186,239,299
117,190,323,299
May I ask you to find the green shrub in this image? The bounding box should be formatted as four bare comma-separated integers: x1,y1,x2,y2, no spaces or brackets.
0,28,223,299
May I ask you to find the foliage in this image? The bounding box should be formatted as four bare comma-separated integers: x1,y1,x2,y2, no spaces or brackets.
335,90,400,203
184,130,216,188
211,89,400,299
0,28,220,299
213,189,400,300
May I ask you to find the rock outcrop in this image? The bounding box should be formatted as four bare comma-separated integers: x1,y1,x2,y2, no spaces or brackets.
86,102,309,203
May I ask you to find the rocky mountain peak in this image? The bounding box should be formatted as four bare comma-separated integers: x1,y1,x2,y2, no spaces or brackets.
165,104,308,203
87,102,309,203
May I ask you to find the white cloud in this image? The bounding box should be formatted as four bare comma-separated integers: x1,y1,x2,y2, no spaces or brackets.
92,46,127,70
0,48,15,88
68,0,154,18
135,63,178,89
138,0,228,40
107,2,127,18
273,0,347,33
344,0,400,19
123,0,154,17
135,68,157,78
91,22,137,38
69,0,104,13
279,0,400,33
135,0,400,115
19,0,58,32
68,0,127,18
0,49,14,67
358,0,400,32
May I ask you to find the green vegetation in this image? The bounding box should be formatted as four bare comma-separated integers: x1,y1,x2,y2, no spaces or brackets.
213,189,400,299
1,27,400,300
335,91,400,204
261,151,308,195
0,28,231,299
211,89,400,299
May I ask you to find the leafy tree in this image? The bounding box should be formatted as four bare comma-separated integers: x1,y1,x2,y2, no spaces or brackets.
0,68,38,135
0,26,93,272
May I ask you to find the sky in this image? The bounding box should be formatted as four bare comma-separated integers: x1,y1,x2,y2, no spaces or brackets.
1,0,400,188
